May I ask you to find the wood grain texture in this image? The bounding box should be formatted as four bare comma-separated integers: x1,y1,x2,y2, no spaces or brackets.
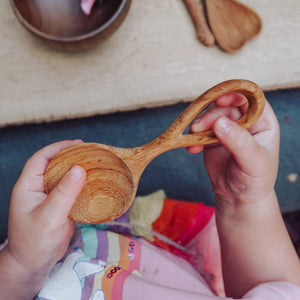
44,79,265,224
44,144,134,223
1,0,300,127
205,0,262,52
183,0,215,46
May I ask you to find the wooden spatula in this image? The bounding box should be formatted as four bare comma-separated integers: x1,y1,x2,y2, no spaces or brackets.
204,0,262,52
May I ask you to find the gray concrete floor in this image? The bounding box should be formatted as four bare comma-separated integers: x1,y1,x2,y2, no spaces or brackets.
0,88,299,242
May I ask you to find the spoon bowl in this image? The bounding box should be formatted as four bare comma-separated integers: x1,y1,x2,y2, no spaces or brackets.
45,144,134,223
45,79,266,223
10,0,131,50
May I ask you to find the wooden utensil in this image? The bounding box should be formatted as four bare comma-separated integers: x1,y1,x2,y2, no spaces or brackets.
10,0,131,51
183,0,215,46
204,0,262,53
44,80,265,224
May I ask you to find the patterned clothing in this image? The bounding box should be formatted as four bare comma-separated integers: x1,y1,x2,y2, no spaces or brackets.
33,191,300,300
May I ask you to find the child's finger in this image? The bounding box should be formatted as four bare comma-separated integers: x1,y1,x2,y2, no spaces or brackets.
214,92,249,114
25,140,83,176
190,105,242,132
38,165,86,226
190,93,248,134
187,104,242,154
186,144,204,154
213,116,262,175
19,140,83,192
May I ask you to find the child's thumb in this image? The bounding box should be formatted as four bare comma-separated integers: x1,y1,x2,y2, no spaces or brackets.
43,166,86,222
214,116,260,172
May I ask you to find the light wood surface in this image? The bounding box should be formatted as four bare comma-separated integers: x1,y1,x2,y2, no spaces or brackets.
44,79,266,224
1,0,300,127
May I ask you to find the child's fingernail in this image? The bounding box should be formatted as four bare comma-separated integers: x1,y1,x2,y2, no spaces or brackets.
72,139,83,144
215,116,231,134
191,120,205,132
69,166,84,180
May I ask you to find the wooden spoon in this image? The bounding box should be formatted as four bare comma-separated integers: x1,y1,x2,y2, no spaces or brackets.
204,0,262,53
44,79,265,224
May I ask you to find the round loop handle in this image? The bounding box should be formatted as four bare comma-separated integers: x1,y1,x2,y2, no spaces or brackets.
161,79,266,148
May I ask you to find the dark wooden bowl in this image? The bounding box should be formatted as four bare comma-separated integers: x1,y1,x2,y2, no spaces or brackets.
10,0,132,51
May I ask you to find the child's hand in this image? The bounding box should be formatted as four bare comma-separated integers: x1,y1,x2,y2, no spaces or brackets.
6,140,86,285
188,93,300,297
188,93,279,213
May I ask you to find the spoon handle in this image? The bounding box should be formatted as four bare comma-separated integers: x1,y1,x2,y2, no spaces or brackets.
155,79,265,149
113,79,265,179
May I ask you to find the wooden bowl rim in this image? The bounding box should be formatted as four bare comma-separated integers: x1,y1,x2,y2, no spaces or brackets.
10,0,130,42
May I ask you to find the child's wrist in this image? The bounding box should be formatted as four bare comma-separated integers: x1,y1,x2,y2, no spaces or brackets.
0,246,45,299
215,189,277,223
3,244,49,287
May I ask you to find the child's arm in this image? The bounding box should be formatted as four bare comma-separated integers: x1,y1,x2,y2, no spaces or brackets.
188,94,300,298
0,140,86,300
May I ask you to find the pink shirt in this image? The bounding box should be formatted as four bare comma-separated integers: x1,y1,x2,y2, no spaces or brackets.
35,216,300,300
2,193,299,299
